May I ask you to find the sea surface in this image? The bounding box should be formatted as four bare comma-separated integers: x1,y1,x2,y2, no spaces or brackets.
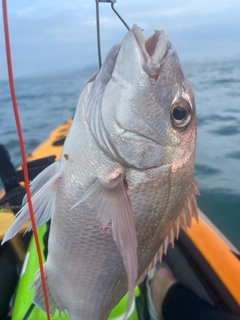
0,60,240,249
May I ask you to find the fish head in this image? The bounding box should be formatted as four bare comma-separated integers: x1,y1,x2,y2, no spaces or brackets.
87,24,196,170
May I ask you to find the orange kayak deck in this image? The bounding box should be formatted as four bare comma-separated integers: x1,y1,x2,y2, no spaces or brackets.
185,210,240,309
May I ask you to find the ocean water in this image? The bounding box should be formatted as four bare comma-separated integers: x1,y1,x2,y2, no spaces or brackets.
0,61,240,249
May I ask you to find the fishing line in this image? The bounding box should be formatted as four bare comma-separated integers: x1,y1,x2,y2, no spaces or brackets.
2,1,51,319
95,0,129,69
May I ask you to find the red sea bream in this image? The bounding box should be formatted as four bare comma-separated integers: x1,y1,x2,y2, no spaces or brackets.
3,24,199,319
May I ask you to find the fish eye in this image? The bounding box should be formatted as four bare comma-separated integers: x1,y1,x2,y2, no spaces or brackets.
171,98,192,128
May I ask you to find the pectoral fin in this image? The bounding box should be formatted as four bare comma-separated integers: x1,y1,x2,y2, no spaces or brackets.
2,161,61,244
72,175,138,312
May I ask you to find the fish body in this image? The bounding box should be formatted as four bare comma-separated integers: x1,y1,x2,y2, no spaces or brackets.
3,25,198,319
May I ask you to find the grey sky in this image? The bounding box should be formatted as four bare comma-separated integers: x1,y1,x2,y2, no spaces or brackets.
0,0,240,79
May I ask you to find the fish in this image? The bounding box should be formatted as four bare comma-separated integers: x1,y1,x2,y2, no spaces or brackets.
2,24,199,320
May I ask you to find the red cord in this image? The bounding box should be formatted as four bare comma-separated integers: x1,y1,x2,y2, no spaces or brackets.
2,1,51,319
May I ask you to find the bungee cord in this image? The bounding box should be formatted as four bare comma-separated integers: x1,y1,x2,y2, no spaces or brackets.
1,1,51,319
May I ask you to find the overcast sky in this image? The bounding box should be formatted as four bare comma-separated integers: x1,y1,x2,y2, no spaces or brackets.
0,0,240,79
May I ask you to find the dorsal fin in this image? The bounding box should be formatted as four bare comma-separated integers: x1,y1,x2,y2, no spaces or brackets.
137,179,199,285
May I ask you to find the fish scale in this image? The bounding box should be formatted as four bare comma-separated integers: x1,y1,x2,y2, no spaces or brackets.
3,24,198,319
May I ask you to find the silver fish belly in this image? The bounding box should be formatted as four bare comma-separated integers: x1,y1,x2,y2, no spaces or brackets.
3,24,198,320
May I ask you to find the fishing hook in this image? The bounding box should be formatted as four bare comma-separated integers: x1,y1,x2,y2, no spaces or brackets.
95,0,130,69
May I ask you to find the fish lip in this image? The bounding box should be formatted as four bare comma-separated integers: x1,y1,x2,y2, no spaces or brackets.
131,24,171,78
84,25,170,87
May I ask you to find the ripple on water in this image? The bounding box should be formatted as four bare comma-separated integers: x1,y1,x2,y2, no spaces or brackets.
226,151,240,160
210,125,240,136
195,164,222,178
197,115,236,127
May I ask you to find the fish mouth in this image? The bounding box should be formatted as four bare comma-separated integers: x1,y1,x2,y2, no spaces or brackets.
84,25,171,87
131,24,171,78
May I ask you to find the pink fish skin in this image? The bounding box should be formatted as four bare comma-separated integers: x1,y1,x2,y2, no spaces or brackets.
3,24,198,319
